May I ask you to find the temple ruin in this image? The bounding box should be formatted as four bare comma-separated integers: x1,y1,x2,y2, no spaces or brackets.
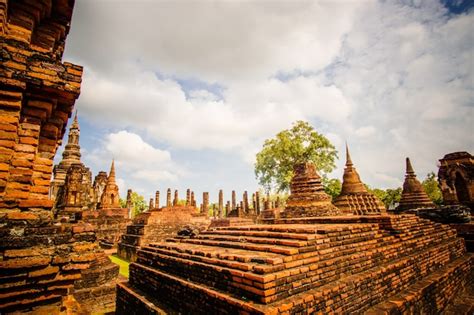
438,151,474,211
116,162,474,314
333,144,386,215
0,0,122,313
395,157,435,212
117,188,210,262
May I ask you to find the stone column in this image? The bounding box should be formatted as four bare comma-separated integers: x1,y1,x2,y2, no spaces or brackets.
218,189,223,218
173,190,179,206
191,191,196,207
149,198,154,210
255,191,261,214
252,193,256,212
264,193,271,210
231,190,236,210
239,201,244,217
225,201,230,216
186,189,191,206
155,190,160,209
166,188,171,207
126,189,133,218
202,192,209,215
243,191,249,213
275,196,281,208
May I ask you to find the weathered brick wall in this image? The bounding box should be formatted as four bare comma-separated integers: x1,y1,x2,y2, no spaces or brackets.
118,207,210,262
117,215,474,314
82,208,131,248
0,1,121,313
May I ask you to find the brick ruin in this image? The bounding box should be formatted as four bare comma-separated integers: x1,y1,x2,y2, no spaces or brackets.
117,188,210,262
281,162,340,218
438,151,474,211
116,161,474,314
50,114,130,249
395,157,435,212
0,1,122,312
333,144,386,215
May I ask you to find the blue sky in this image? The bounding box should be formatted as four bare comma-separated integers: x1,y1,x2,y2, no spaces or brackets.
57,0,473,204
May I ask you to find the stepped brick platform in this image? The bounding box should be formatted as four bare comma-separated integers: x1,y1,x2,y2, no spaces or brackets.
117,206,210,262
116,214,474,314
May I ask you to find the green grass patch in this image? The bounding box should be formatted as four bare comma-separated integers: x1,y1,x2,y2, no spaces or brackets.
108,255,130,278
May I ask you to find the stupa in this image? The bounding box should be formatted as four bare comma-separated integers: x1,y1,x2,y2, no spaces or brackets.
396,157,435,212
281,162,340,217
333,144,386,214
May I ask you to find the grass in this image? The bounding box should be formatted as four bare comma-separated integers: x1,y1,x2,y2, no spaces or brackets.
108,255,130,278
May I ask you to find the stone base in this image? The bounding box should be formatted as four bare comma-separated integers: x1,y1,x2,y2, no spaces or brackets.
209,217,255,228
116,214,474,314
117,207,210,262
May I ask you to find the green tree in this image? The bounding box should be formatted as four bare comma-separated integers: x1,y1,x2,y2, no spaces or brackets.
323,178,342,200
422,172,443,205
255,121,338,192
382,188,402,209
119,192,148,218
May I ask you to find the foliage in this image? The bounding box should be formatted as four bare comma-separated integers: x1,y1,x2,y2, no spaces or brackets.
119,192,148,218
422,172,443,205
366,186,402,209
323,178,342,200
255,121,338,193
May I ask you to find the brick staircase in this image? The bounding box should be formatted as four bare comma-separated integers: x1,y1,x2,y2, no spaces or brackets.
116,215,474,314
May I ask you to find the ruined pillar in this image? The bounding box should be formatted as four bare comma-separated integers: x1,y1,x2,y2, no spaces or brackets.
264,193,271,210
243,191,249,213
225,201,230,216
166,188,171,207
232,190,236,210
173,190,179,206
191,191,196,207
256,191,261,214
155,190,160,209
252,193,256,212
218,189,223,218
186,188,191,206
202,192,209,215
149,198,154,210
126,189,133,218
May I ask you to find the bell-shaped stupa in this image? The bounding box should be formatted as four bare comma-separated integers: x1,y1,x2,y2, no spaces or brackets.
396,157,435,212
281,162,340,218
333,144,386,215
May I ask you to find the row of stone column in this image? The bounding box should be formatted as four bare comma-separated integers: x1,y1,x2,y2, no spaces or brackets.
141,188,282,217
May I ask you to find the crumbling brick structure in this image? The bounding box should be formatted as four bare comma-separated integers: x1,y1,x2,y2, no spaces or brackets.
438,151,474,211
395,158,435,212
116,162,474,314
117,190,210,262
333,144,386,215
0,1,120,313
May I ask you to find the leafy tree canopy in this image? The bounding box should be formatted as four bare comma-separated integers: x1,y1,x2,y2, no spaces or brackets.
255,121,338,192
422,172,443,205
119,191,148,218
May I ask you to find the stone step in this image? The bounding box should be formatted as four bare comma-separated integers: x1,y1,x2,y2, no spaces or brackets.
127,240,472,312
365,253,474,315
134,231,466,305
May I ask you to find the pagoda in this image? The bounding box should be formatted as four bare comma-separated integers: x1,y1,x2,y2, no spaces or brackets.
99,160,121,209
50,112,93,218
333,144,386,214
280,162,340,217
396,157,435,212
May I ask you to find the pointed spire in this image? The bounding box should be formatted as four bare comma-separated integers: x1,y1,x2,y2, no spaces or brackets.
108,159,116,183
345,142,353,167
406,157,415,175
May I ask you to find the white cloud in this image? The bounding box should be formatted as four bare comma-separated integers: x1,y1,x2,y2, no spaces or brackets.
66,0,473,192
83,131,183,197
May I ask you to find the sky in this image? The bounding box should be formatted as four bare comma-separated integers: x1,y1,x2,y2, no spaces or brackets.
57,0,474,204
